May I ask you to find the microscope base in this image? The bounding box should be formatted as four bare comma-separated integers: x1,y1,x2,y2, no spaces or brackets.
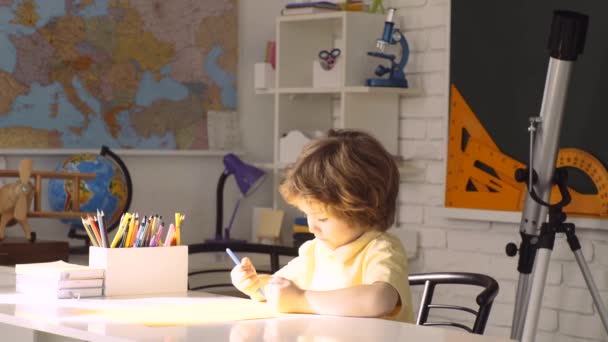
366,78,408,88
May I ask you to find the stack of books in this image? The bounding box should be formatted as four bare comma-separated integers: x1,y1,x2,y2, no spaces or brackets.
281,1,341,15
15,260,105,299
281,1,369,15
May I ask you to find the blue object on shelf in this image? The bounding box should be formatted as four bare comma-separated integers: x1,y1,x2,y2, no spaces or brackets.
366,8,410,88
294,217,308,226
285,1,339,9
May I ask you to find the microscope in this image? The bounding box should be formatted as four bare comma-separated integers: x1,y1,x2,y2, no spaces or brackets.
366,8,410,88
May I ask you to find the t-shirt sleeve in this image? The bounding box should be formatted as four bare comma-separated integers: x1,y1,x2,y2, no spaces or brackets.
273,239,315,283
362,237,413,322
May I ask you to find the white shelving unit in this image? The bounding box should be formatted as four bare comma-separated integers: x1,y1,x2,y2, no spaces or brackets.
261,11,420,218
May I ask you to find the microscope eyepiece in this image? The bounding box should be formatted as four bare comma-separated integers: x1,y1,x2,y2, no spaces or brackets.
378,8,397,51
385,8,396,22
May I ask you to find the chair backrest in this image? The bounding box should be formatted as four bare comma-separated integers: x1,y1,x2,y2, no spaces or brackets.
187,243,298,292
408,272,499,334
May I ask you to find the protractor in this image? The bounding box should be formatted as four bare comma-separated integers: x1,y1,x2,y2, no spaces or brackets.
556,148,608,216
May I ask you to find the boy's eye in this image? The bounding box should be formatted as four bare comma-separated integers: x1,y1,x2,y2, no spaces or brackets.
318,218,328,222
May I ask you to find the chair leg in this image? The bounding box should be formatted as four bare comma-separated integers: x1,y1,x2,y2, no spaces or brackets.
473,302,493,334
417,282,434,325
270,253,279,273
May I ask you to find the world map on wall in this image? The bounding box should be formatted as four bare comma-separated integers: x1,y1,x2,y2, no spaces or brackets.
0,0,237,150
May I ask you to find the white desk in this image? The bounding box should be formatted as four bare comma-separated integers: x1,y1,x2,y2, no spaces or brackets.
0,286,513,342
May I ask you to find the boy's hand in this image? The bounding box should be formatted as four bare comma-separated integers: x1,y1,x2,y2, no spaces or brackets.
264,276,308,313
230,257,260,293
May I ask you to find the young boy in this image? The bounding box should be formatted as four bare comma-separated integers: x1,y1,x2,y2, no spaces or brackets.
231,129,413,323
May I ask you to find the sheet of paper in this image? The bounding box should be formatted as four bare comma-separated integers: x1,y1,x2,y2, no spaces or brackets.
69,297,281,326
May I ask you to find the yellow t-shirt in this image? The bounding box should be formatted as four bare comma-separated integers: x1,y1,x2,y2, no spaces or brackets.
273,230,414,323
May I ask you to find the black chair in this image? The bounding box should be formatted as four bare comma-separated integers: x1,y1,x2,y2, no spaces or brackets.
187,242,298,292
409,272,499,334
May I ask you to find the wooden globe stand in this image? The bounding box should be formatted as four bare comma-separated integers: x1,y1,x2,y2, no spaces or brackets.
0,160,96,265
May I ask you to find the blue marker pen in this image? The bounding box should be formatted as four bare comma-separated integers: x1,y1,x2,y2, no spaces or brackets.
226,248,266,299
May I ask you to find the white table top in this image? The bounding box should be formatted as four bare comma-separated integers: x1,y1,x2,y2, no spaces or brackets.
0,286,513,342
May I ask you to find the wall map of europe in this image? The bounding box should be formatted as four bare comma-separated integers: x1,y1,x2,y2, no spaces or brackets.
0,0,237,150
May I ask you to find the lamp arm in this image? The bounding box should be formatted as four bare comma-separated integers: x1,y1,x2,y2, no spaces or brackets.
224,197,242,240
215,171,230,240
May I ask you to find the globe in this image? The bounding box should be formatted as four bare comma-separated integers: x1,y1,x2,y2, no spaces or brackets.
48,153,129,230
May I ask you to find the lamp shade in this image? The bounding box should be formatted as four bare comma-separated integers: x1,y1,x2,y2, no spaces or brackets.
223,153,266,196
207,154,267,242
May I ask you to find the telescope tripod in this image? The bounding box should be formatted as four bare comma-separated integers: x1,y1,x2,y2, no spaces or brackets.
507,10,608,342
509,168,608,341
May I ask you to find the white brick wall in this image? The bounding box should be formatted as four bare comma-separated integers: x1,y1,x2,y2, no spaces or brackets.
400,96,445,118
594,242,608,266
400,118,427,139
392,0,608,341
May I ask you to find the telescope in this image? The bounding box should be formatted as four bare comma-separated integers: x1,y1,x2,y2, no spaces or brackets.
506,10,608,341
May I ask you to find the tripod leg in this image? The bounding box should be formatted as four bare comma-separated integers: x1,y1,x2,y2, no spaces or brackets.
523,223,608,342
568,232,608,332
522,247,553,342
511,232,538,337
512,274,531,335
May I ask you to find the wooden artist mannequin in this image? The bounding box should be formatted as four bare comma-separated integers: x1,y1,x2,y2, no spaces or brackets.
0,160,34,241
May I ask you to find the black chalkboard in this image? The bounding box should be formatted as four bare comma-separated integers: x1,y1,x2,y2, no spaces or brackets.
450,0,607,193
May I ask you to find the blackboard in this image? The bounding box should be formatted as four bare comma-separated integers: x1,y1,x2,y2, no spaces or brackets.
450,0,607,194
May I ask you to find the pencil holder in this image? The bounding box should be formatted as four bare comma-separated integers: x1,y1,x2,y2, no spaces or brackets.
89,246,188,296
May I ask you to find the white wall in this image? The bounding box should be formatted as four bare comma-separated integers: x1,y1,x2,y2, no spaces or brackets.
392,0,608,341
4,1,607,340
2,2,285,249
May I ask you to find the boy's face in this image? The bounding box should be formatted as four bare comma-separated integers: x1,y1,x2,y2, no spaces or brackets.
297,200,366,250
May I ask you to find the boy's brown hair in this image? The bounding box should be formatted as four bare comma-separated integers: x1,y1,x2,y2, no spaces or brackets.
279,129,399,231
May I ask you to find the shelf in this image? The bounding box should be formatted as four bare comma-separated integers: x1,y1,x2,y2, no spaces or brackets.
431,207,608,231
398,162,424,179
262,10,409,209
252,162,278,170
277,11,351,23
278,87,340,94
255,88,275,95
254,161,422,180
344,86,422,95
0,148,245,157
252,162,288,171
255,87,421,96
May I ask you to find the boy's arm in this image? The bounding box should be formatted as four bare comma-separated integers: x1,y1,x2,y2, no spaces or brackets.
266,277,399,317
236,250,306,301
241,274,272,301
230,257,275,301
305,282,399,317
